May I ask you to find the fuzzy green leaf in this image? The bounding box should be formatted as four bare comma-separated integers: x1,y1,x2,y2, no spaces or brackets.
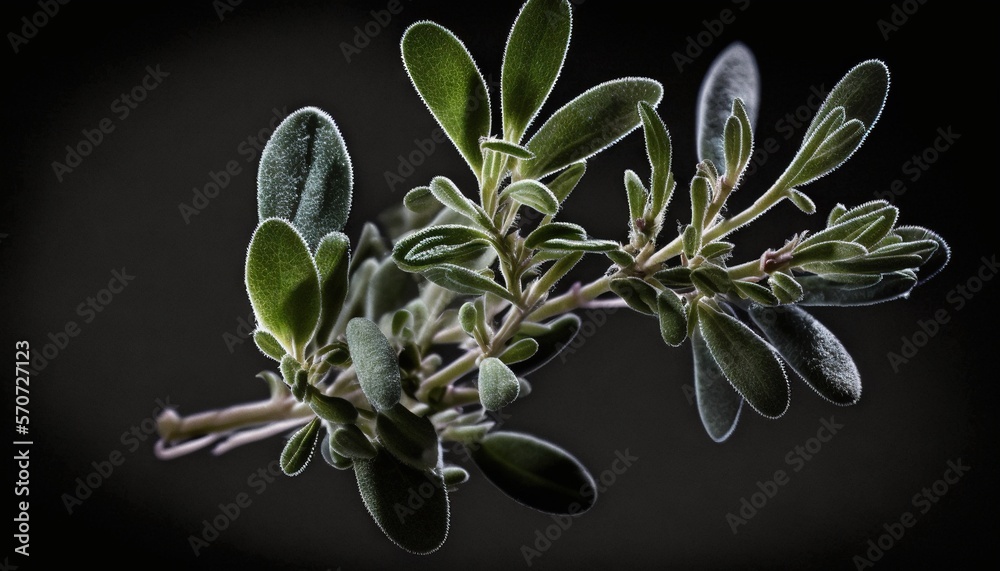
698,301,789,418
895,225,950,285
546,161,586,204
423,264,517,302
481,138,536,160
313,231,351,345
734,280,780,306
692,329,743,442
638,100,673,218
471,431,597,514
690,264,734,296
770,271,804,303
246,219,321,356
501,179,560,215
478,357,521,411
429,176,493,229
499,338,539,365
501,0,572,143
309,392,359,425
403,185,438,213
696,43,760,168
392,224,494,272
509,314,581,376
787,189,817,214
280,417,321,476
610,277,658,315
376,402,440,470
804,60,889,145
354,446,449,554
253,330,286,361
258,107,352,251
700,241,735,260
625,169,648,235
656,288,687,347
749,305,861,405
346,317,401,411
793,240,867,266
331,423,377,460
401,22,491,176
797,271,917,306
789,119,866,187
521,78,663,180
366,257,417,322
654,266,692,288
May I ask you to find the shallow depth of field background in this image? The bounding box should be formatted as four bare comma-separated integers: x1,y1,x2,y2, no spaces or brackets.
2,1,995,569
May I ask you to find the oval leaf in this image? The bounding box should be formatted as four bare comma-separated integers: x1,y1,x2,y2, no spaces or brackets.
309,392,359,425
314,231,351,345
499,337,539,365
501,179,559,215
696,42,760,168
698,302,789,418
656,288,687,347
354,446,449,554
478,357,520,411
280,417,321,476
502,0,572,143
692,329,743,442
253,330,286,361
471,431,596,514
331,423,378,460
401,22,491,176
258,107,352,251
376,402,441,470
748,305,861,405
346,317,401,411
509,314,581,376
521,78,663,180
246,219,321,355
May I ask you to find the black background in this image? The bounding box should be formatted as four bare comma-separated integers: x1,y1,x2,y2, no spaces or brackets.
3,1,996,569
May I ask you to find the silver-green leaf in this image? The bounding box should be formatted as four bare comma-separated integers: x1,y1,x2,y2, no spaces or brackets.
478,357,521,411
346,317,401,411
692,329,743,442
696,42,760,168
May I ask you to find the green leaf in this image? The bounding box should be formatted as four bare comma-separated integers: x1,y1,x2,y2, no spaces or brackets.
692,329,743,442
471,431,597,514
478,357,521,411
546,161,586,204
350,222,389,274
796,204,897,251
376,402,441,470
722,114,743,180
696,43,760,168
246,219,321,356
895,225,950,285
458,302,478,335
313,231,351,345
392,224,494,272
401,22,491,176
366,257,417,322
690,175,712,242
501,179,560,216
520,78,663,180
331,423,377,460
787,189,817,214
804,60,889,145
499,338,539,365
423,264,518,302
749,305,861,405
653,266,692,288
442,466,470,488
509,314,581,376
698,301,789,418
690,263,734,296
354,446,449,554
403,185,439,214
656,288,687,347
638,100,673,219
610,277,658,315
253,330,286,361
309,392,359,425
733,280,780,306
280,417,321,476
789,119,866,187
321,432,354,470
256,370,290,400
429,176,493,229
793,240,867,266
346,317,401,411
797,271,917,306
770,271,804,303
258,107,352,251
700,241,735,260
624,169,648,236
480,138,536,160
502,0,572,143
